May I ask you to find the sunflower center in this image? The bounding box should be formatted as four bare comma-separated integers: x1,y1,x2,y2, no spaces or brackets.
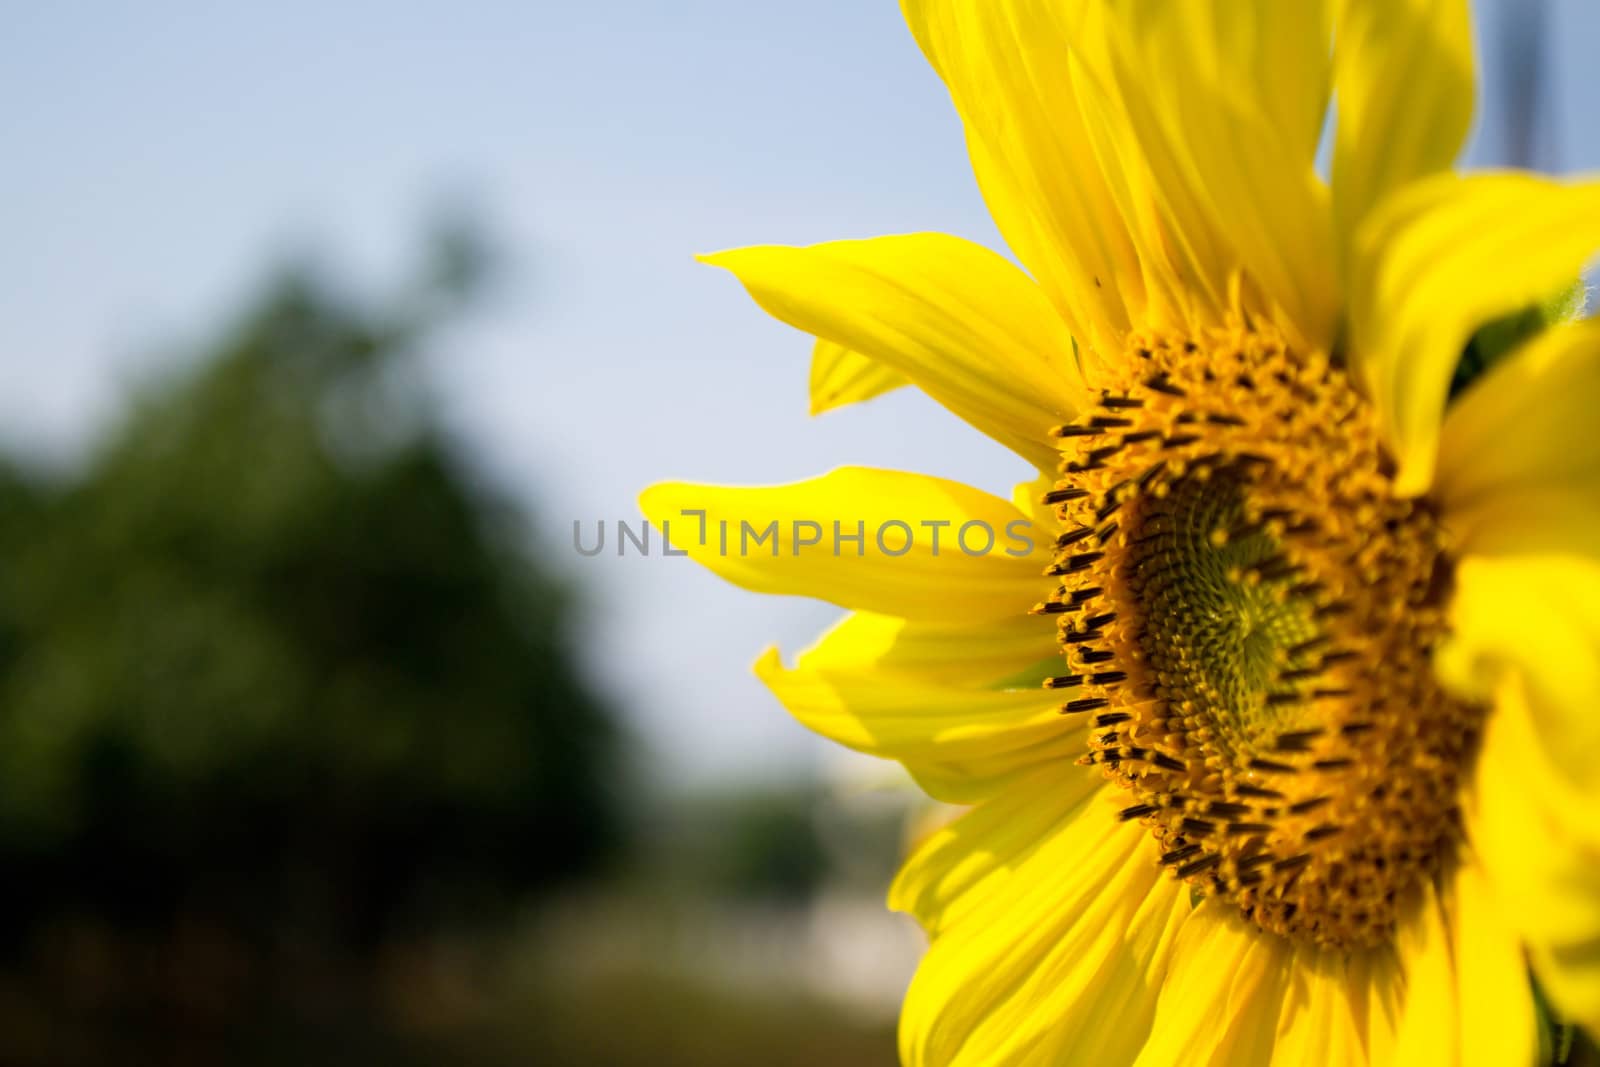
1036,325,1482,948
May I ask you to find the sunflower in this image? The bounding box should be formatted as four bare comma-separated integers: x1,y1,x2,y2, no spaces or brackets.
641,2,1600,1063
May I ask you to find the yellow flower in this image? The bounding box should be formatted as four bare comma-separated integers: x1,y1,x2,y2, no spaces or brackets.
643,2,1600,1063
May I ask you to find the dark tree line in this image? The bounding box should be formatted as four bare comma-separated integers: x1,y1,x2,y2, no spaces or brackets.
0,228,621,996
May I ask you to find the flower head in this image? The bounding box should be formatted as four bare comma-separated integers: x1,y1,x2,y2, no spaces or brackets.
644,2,1600,1063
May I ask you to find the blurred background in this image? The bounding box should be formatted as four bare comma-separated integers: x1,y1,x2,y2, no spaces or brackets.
0,2,1592,1063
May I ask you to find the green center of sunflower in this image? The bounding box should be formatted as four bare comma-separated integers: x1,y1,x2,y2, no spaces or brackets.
1126,467,1323,763
1035,325,1483,948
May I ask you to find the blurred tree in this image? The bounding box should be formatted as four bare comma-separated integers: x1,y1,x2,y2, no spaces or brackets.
706,787,829,902
0,224,622,965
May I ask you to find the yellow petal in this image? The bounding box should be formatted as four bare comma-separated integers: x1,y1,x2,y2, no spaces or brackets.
893,776,1190,1065
1439,555,1600,806
1451,859,1540,1067
787,609,1059,691
1269,946,1391,1067
1443,556,1600,1033
1392,879,1460,1064
902,0,1145,359
1130,902,1293,1066
1348,946,1405,1066
808,339,907,415
1385,866,1538,1066
1100,0,1339,350
889,766,1105,937
1436,319,1600,557
746,526,1064,804
1347,172,1600,496
754,643,1076,806
1332,0,1474,247
701,235,1078,469
639,467,1051,622
1464,671,1600,1037
905,1,1338,350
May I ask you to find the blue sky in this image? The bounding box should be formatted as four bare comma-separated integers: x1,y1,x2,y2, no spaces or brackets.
2,1,1595,789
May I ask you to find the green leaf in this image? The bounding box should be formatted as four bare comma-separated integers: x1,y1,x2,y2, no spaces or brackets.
1450,279,1589,401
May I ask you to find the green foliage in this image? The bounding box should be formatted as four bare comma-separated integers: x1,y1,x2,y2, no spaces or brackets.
1450,279,1588,401
710,788,829,901
0,233,621,951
